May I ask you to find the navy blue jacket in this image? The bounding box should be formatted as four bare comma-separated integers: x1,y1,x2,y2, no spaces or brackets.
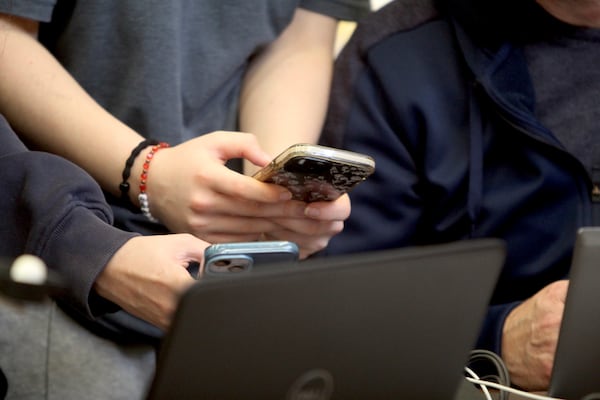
321,0,595,353
0,115,144,340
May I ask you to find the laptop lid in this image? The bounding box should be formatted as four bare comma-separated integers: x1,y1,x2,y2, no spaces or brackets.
146,238,505,400
549,227,600,400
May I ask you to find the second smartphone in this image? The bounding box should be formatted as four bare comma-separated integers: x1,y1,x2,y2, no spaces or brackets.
202,241,299,276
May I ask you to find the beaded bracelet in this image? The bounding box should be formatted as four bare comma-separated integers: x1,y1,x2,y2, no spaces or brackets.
138,142,170,222
119,139,159,204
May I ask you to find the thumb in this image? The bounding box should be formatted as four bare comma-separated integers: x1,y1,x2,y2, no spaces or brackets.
169,233,211,266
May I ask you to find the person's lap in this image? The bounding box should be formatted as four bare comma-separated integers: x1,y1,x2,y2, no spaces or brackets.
0,298,155,400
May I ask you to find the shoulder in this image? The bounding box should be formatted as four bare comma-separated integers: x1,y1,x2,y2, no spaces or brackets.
322,0,448,147
300,0,371,21
334,0,444,93
343,0,440,57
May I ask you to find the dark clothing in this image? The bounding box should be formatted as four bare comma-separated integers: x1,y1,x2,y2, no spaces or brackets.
320,0,596,353
0,115,140,340
523,27,600,175
0,367,6,400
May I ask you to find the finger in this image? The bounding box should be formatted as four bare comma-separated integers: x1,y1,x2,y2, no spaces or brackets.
264,229,331,259
303,194,351,220
187,214,283,236
189,191,306,218
201,232,265,244
168,233,211,265
267,216,344,237
208,170,293,203
206,131,272,167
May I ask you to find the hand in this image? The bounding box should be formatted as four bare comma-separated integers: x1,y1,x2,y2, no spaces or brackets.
262,194,351,259
501,280,569,391
94,234,209,331
143,131,308,242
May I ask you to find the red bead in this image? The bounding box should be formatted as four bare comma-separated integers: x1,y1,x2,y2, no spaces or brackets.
138,141,169,195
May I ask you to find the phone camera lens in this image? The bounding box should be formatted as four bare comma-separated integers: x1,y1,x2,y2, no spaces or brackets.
228,265,246,273
214,260,231,267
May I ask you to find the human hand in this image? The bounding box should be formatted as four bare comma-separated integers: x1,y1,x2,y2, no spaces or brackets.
94,234,208,331
501,280,569,391
142,131,311,242
261,194,351,259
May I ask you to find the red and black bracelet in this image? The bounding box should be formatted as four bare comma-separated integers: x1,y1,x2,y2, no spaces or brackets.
119,139,160,204
138,142,170,222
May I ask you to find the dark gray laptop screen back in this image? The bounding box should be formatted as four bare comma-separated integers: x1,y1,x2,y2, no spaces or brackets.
147,239,504,400
549,228,600,399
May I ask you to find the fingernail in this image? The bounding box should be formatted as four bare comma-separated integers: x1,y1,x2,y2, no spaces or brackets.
304,207,320,218
280,191,292,201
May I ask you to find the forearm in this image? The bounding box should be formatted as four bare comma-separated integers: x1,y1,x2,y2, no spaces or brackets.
239,8,337,174
0,137,137,317
0,14,144,197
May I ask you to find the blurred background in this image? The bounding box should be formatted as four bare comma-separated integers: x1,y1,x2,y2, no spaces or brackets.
335,0,392,54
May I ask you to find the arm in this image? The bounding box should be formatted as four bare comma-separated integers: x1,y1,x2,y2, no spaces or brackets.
0,13,320,249
0,14,143,195
0,116,207,329
237,8,351,257
239,8,338,175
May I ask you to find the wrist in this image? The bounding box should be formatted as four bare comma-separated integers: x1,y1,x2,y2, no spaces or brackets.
119,139,170,223
135,142,170,222
119,139,160,206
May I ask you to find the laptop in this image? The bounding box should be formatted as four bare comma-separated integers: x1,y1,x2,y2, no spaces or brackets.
549,227,600,400
146,238,505,400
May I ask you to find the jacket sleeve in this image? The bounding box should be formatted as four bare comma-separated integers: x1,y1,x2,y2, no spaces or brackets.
0,115,138,319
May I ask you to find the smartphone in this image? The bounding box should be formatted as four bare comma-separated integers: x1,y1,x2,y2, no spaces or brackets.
252,143,375,202
202,241,299,276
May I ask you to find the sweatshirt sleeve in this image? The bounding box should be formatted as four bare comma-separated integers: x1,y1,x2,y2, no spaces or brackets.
0,115,138,318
